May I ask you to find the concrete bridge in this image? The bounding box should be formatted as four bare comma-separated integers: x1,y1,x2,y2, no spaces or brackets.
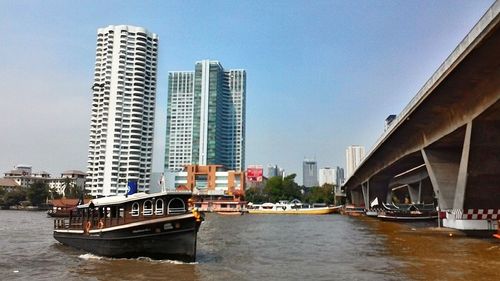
344,2,499,232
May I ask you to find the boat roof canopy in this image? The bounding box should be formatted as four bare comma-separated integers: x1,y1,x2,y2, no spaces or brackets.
78,191,193,208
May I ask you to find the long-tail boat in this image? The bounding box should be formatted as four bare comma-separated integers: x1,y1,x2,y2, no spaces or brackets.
377,203,437,221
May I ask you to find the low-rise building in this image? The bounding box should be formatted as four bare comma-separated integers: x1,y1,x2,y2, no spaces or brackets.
0,178,20,192
49,170,87,195
2,165,86,196
172,165,245,197
167,165,245,212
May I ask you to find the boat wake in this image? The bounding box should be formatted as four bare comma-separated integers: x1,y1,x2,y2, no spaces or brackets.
78,253,198,264
79,253,103,260
137,257,198,265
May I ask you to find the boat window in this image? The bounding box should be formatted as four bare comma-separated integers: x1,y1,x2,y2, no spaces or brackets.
143,200,153,216
167,198,185,214
155,199,164,215
131,202,139,216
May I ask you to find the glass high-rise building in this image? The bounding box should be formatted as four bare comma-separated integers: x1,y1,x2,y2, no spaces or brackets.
303,159,318,187
165,60,246,172
335,166,345,187
86,25,158,196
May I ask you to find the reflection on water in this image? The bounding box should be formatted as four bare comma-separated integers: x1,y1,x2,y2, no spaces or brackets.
0,210,498,281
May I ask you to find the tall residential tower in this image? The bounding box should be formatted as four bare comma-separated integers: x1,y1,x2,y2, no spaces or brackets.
86,25,159,196
345,145,365,179
165,60,246,172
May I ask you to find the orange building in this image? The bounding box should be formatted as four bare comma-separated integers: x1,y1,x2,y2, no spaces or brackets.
172,165,246,212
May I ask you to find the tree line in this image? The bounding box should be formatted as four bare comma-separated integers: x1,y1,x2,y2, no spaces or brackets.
244,174,338,205
0,178,86,208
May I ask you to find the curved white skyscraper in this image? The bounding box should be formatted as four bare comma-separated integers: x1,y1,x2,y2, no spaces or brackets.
86,25,158,196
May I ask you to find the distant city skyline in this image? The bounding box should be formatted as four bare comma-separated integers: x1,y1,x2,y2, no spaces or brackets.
0,1,494,184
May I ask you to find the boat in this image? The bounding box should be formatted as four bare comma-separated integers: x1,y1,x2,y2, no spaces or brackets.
247,200,337,215
377,202,437,221
194,199,247,213
215,211,245,215
340,205,365,216
53,191,204,262
47,198,90,217
365,210,379,217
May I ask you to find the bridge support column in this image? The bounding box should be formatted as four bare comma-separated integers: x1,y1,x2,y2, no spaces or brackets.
350,187,364,206
421,146,461,210
361,182,369,209
422,122,472,211
454,122,472,210
360,179,390,208
408,182,422,204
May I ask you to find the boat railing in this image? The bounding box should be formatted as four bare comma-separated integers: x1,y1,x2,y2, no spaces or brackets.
382,202,400,211
54,218,68,229
413,203,436,211
168,207,186,214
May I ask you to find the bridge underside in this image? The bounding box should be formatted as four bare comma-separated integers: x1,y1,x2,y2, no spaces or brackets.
346,7,499,231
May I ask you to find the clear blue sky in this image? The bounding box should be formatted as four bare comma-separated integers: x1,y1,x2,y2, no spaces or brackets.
0,0,494,182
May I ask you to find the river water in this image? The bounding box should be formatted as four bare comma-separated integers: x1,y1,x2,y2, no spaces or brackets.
1,210,498,281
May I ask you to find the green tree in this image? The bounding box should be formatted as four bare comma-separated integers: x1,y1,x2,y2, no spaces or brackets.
3,189,27,207
282,174,302,200
27,181,50,206
245,186,268,203
63,178,87,199
303,184,335,205
263,174,302,202
49,187,63,200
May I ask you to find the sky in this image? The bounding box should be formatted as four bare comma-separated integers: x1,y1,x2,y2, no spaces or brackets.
0,0,494,183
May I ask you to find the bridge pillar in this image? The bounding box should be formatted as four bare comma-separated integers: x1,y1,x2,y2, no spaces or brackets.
361,182,369,209
422,123,472,211
421,146,462,210
408,182,422,204
350,187,364,206
454,122,472,209
463,118,500,209
360,179,390,208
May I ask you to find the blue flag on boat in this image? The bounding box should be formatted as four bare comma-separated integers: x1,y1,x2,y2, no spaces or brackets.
127,181,138,196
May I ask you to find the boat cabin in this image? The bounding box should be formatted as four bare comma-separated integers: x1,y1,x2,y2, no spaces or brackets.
54,191,194,231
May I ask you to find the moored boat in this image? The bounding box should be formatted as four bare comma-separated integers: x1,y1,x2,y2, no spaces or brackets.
53,191,203,262
340,205,365,216
377,203,437,221
47,198,90,218
247,200,337,215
